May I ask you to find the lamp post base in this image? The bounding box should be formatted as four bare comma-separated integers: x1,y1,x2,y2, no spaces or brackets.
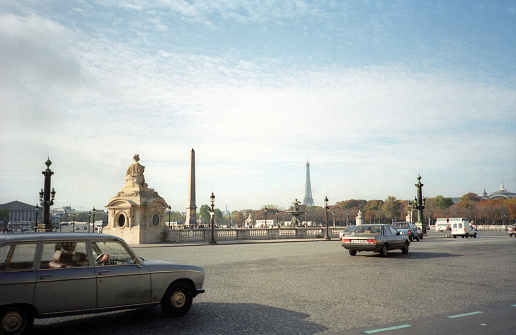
36,223,54,232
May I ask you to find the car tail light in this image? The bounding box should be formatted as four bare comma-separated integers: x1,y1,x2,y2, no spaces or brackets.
367,239,376,244
343,239,351,243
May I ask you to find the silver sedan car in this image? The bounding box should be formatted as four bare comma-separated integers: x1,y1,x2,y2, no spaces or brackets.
341,224,410,256
0,233,205,335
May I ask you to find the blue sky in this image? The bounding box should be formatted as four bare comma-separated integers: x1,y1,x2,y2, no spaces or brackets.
1,0,515,212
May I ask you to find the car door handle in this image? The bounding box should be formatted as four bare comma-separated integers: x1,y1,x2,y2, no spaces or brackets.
98,270,110,275
39,274,53,279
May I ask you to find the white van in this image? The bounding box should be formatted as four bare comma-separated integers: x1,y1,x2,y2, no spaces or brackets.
435,218,451,231
449,218,477,238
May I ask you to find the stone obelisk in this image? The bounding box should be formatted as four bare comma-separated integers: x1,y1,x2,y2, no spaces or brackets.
185,148,197,227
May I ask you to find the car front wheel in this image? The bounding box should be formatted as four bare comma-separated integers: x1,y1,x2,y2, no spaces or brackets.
161,283,193,318
0,306,33,335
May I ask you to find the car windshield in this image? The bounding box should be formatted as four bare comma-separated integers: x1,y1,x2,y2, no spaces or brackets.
392,223,409,229
352,225,382,235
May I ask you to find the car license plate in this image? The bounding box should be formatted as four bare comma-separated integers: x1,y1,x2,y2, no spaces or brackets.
353,239,368,243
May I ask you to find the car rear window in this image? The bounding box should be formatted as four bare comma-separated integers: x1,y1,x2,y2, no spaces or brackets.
0,243,38,272
352,225,382,235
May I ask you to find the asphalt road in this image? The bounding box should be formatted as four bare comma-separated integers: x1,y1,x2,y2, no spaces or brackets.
34,231,516,334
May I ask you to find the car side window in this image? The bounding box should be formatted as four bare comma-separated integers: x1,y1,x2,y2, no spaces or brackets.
40,242,89,269
0,243,37,272
91,241,137,266
385,226,396,235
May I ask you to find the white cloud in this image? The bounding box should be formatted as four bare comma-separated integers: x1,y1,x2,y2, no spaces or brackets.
1,8,515,211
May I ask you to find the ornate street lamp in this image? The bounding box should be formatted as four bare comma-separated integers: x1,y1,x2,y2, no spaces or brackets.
91,207,96,233
209,192,217,244
409,174,427,235
263,206,268,228
33,205,39,232
167,205,172,228
37,158,56,232
324,196,330,240
88,211,91,233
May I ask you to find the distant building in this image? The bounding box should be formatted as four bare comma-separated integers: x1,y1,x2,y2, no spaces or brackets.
0,201,39,224
482,180,516,200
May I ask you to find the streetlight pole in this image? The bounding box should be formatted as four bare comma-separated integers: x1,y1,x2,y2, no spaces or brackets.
33,205,39,233
72,213,75,233
88,211,91,233
414,174,426,235
263,206,267,228
209,192,217,244
324,196,330,240
167,205,171,228
92,207,96,232
37,158,56,232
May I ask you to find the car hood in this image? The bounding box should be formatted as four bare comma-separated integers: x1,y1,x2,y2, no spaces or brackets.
141,259,204,273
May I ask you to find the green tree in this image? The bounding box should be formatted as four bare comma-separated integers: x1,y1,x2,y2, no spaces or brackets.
0,209,9,223
434,195,453,209
382,196,402,220
199,204,211,222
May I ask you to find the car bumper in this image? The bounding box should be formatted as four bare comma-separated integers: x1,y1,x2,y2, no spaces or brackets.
341,243,381,252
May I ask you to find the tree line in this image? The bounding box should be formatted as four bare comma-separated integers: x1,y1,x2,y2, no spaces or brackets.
56,192,515,227
213,193,516,227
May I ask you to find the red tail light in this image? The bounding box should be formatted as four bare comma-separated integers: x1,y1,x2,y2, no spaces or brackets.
367,239,376,244
343,239,351,243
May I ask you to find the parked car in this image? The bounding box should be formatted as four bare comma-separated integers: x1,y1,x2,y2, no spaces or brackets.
450,222,477,238
339,225,356,239
508,225,515,237
341,224,410,256
0,233,205,335
392,222,421,241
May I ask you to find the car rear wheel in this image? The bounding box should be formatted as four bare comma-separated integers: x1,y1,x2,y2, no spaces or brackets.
161,283,193,318
380,243,389,257
0,306,33,335
402,242,409,254
349,249,357,256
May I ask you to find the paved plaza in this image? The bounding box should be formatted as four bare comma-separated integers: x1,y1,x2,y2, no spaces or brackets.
33,231,516,334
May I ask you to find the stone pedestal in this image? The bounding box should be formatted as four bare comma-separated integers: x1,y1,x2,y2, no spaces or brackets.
105,186,168,244
104,155,168,244
356,210,363,225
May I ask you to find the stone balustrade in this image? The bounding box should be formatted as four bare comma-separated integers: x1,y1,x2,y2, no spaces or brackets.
165,227,346,243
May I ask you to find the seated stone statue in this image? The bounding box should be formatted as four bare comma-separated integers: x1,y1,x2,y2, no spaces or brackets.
125,154,148,188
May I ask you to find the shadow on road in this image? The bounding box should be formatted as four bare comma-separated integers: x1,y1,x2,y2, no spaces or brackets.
34,302,327,335
356,251,461,259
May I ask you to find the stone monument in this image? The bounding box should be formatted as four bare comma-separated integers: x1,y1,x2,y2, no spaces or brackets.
185,148,197,227
105,154,169,244
356,210,363,225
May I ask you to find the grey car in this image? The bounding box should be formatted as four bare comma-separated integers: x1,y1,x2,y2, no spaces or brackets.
392,222,421,241
341,224,410,256
0,233,205,335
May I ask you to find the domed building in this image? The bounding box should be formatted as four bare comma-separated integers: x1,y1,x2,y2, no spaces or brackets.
482,180,516,200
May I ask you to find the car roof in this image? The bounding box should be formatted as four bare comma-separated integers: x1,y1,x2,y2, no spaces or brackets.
358,224,391,227
0,233,121,244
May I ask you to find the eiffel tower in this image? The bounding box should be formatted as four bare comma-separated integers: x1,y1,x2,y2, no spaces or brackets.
303,160,315,207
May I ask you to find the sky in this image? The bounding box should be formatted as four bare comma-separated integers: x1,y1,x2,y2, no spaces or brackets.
1,0,515,212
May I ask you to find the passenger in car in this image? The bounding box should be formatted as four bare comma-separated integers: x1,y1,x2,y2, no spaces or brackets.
49,242,86,268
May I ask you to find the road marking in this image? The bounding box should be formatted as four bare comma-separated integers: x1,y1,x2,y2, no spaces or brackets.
511,304,516,307
364,324,412,333
447,311,483,319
